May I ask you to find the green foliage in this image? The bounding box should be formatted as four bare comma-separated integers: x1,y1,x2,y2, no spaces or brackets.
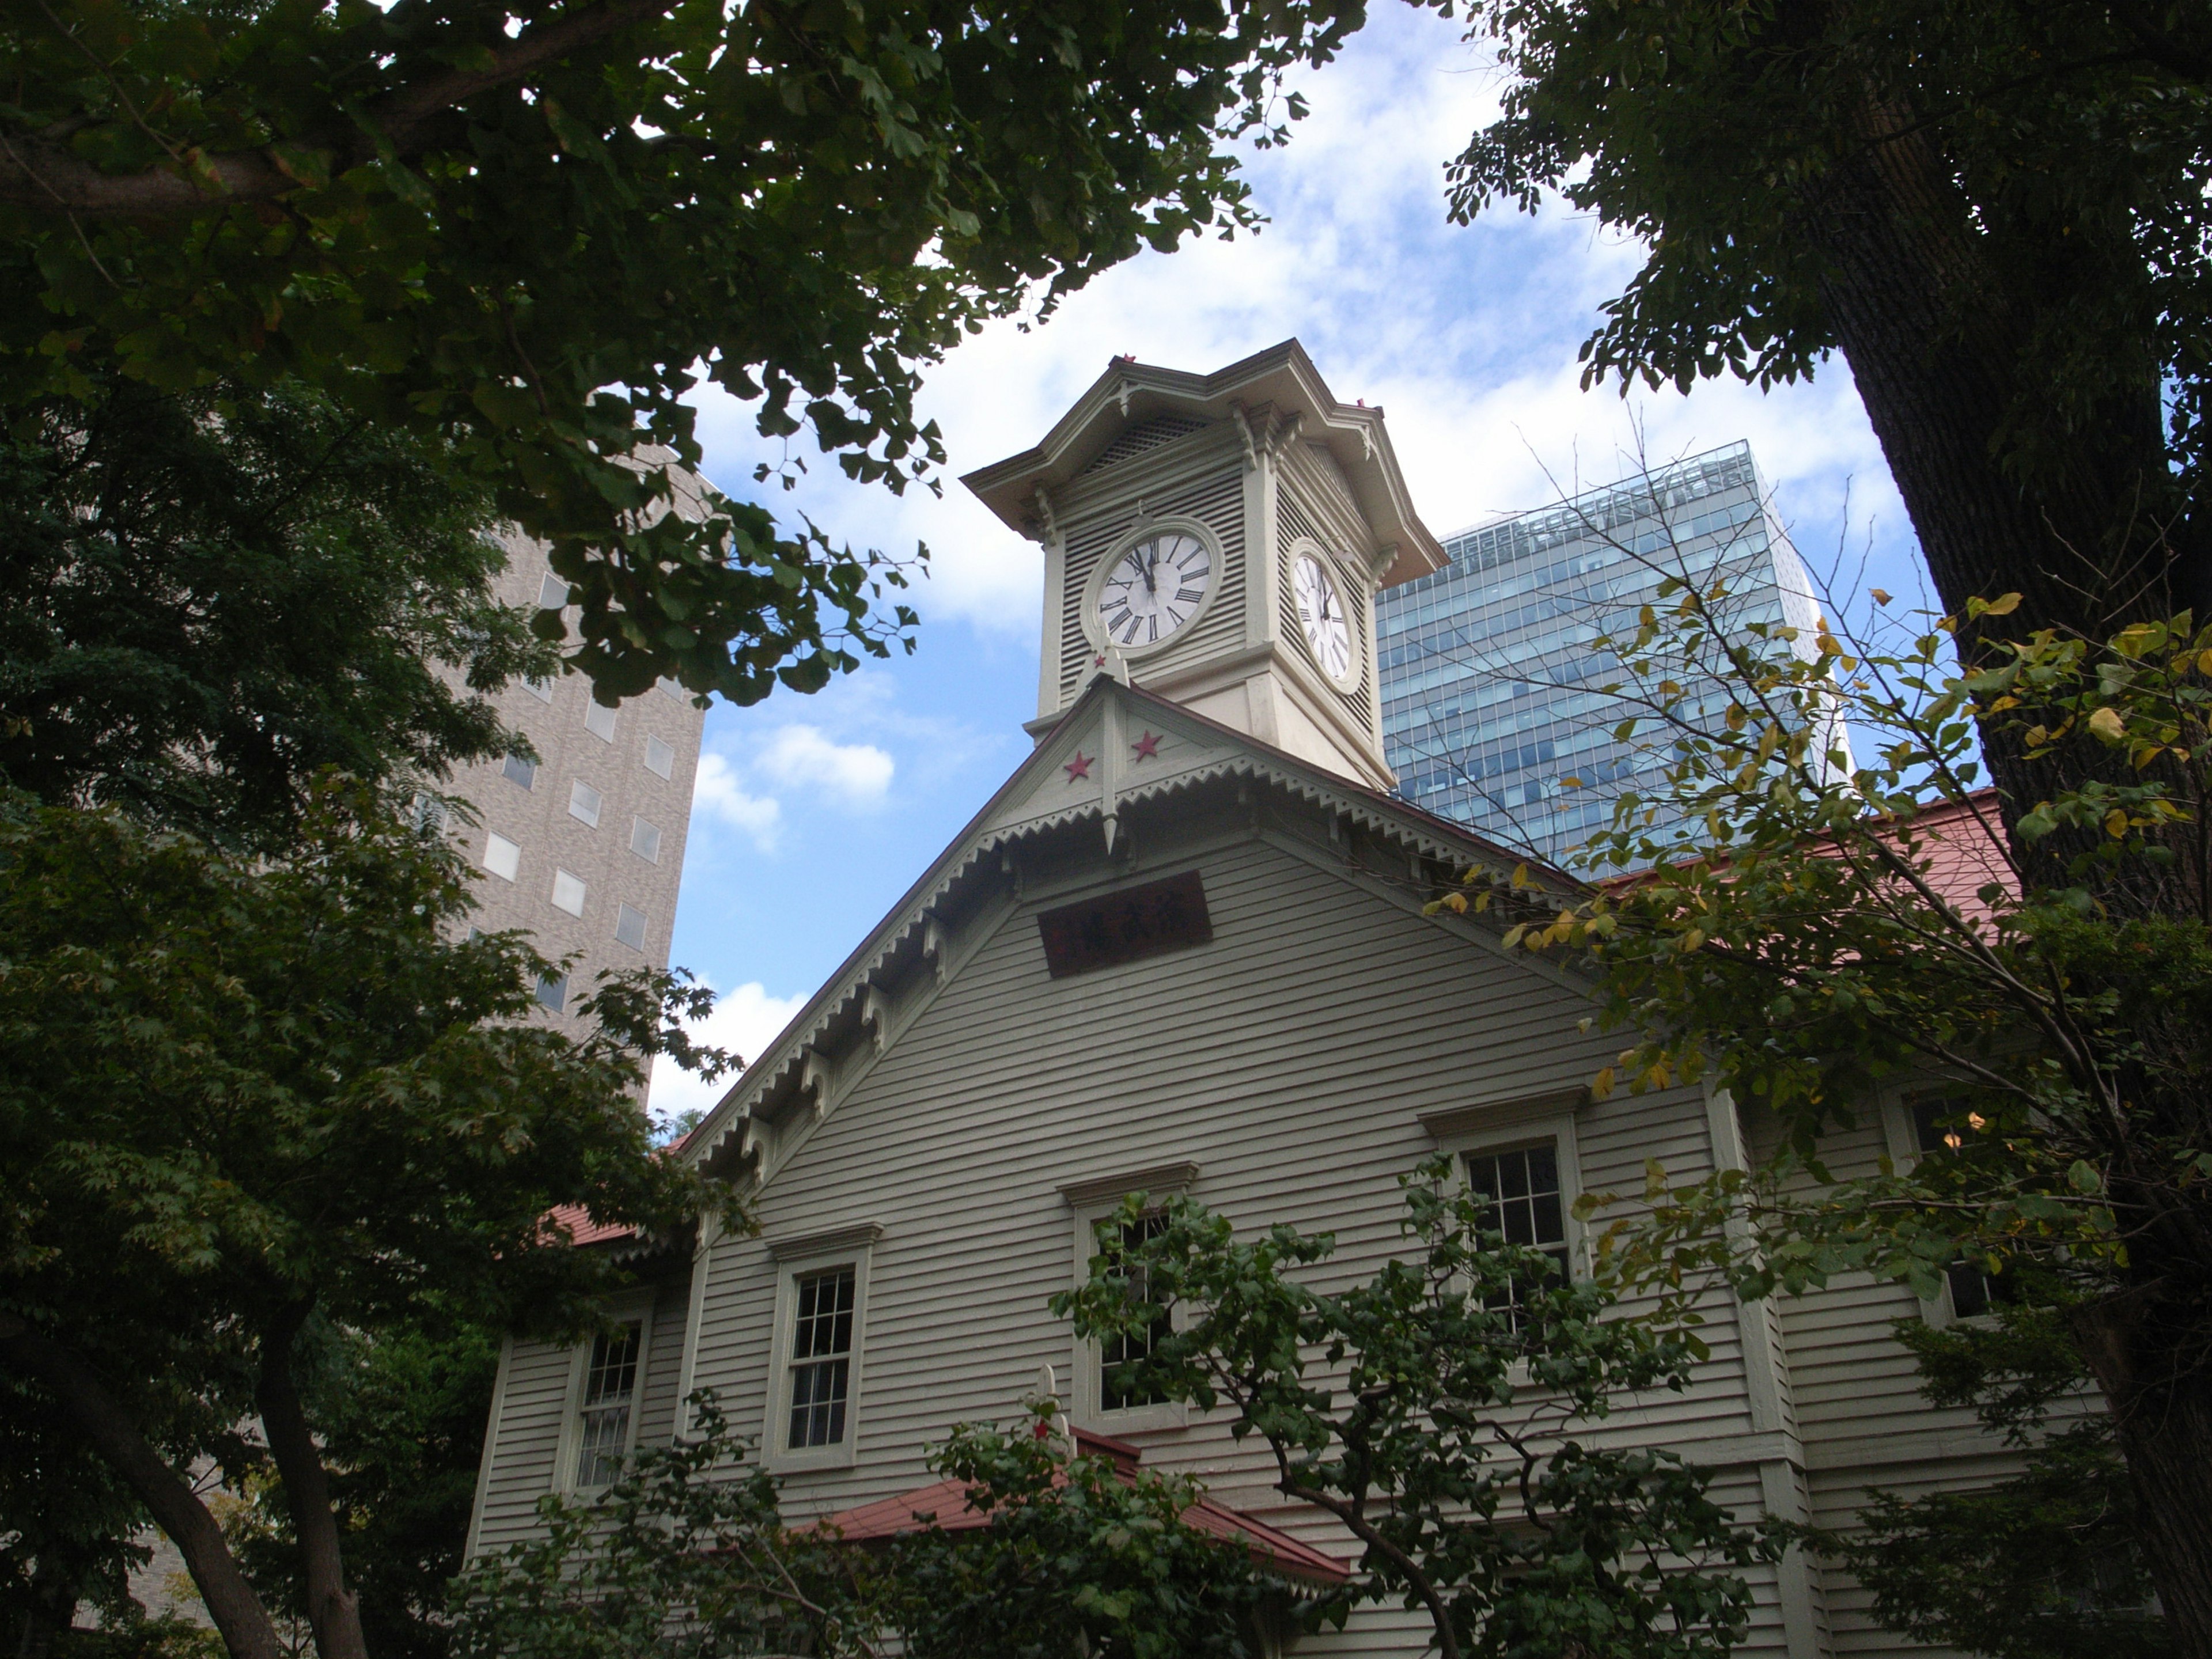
1431,0,2211,529
1443,556,2212,1634
1805,1308,2166,1659
882,1402,1271,1659
0,372,546,849
0,779,740,1656
1452,581,2212,1322
449,1393,1268,1659
231,1320,503,1659
0,0,1363,703
0,779,734,1355
1053,1167,1779,1659
0,1370,162,1653
449,1396,867,1659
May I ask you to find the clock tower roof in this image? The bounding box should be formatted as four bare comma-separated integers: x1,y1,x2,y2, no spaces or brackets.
963,338,1446,588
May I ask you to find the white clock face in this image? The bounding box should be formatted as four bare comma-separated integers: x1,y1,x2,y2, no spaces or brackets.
1294,553,1353,684
1097,532,1213,650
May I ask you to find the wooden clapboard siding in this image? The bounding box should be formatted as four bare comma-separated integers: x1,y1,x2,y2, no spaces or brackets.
679,829,1787,1656
469,1259,694,1558
468,770,2045,1659
469,1332,574,1556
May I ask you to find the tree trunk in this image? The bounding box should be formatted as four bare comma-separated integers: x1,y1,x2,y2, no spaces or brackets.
0,1316,285,1659
2070,1293,2212,1659
255,1309,371,1659
1801,72,2212,1654
1800,85,2196,900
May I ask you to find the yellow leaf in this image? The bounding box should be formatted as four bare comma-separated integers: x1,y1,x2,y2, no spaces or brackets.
1980,592,2022,616
2088,706,2127,743
2105,809,2128,839
1590,1066,1616,1100
1444,891,1469,914
1680,927,1706,952
2198,649,2212,677
1870,588,1893,606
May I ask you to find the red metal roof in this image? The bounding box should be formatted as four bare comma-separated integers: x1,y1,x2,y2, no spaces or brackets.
818,1427,1350,1586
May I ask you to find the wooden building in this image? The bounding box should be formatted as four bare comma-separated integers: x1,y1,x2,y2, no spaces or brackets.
465,342,2022,1657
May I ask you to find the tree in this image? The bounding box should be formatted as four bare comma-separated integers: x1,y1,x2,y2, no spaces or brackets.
0,0,1361,706
878,1404,1275,1659
1433,0,2212,813
0,782,740,1659
1055,1171,1781,1659
448,1393,1272,1658
228,1319,506,1659
1806,1304,2167,1659
0,371,547,849
1455,565,2212,1647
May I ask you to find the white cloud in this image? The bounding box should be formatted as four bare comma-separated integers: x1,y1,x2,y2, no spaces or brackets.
692,752,782,849
753,724,895,804
649,980,809,1131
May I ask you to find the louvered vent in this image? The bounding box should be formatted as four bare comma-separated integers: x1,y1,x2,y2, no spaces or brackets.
1082,415,1209,475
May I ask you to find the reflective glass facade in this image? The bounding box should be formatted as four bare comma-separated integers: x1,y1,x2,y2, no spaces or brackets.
1378,442,1832,866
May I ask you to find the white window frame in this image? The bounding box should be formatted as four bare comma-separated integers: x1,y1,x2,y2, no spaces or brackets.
761,1222,880,1473
551,869,587,917
482,833,521,882
1878,1087,1995,1328
1418,1090,1588,1279
554,1293,653,1494
1060,1161,1200,1434
568,779,603,827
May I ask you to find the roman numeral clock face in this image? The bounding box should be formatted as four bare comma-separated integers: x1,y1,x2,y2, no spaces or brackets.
1097,532,1213,650
1294,552,1353,684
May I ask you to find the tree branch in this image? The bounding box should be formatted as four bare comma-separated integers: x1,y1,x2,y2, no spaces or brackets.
0,1313,285,1659
0,0,675,220
256,1305,370,1659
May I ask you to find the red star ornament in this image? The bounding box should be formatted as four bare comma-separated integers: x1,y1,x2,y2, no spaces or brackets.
1131,731,1161,760
1064,751,1093,780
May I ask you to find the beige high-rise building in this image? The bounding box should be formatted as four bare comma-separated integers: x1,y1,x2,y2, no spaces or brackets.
445,490,709,1063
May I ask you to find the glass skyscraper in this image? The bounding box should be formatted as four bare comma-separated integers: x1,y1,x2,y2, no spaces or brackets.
1377,442,1838,867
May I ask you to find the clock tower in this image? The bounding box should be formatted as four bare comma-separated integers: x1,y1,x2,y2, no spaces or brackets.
963,340,1445,791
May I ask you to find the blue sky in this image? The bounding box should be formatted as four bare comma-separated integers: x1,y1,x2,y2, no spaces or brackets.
649,3,1931,1118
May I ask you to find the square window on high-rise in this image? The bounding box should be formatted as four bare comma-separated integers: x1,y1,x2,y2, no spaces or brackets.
643,735,675,779
538,572,569,610
630,817,661,863
615,903,648,952
569,779,603,827
502,752,536,790
657,676,685,702
482,834,520,882
535,970,567,1012
584,700,618,743
551,869,586,917
524,676,554,703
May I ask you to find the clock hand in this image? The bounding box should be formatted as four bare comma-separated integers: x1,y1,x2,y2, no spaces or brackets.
1144,547,1158,595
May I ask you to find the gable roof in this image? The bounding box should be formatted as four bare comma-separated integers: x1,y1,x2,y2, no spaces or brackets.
679,671,1575,1182
961,340,1446,588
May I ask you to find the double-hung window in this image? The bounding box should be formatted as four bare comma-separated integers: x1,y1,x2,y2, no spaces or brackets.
1464,1143,1573,1330
1464,1143,1573,1282
764,1225,878,1470
1059,1161,1199,1432
786,1267,855,1449
573,1321,642,1488
1099,1212,1172,1411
